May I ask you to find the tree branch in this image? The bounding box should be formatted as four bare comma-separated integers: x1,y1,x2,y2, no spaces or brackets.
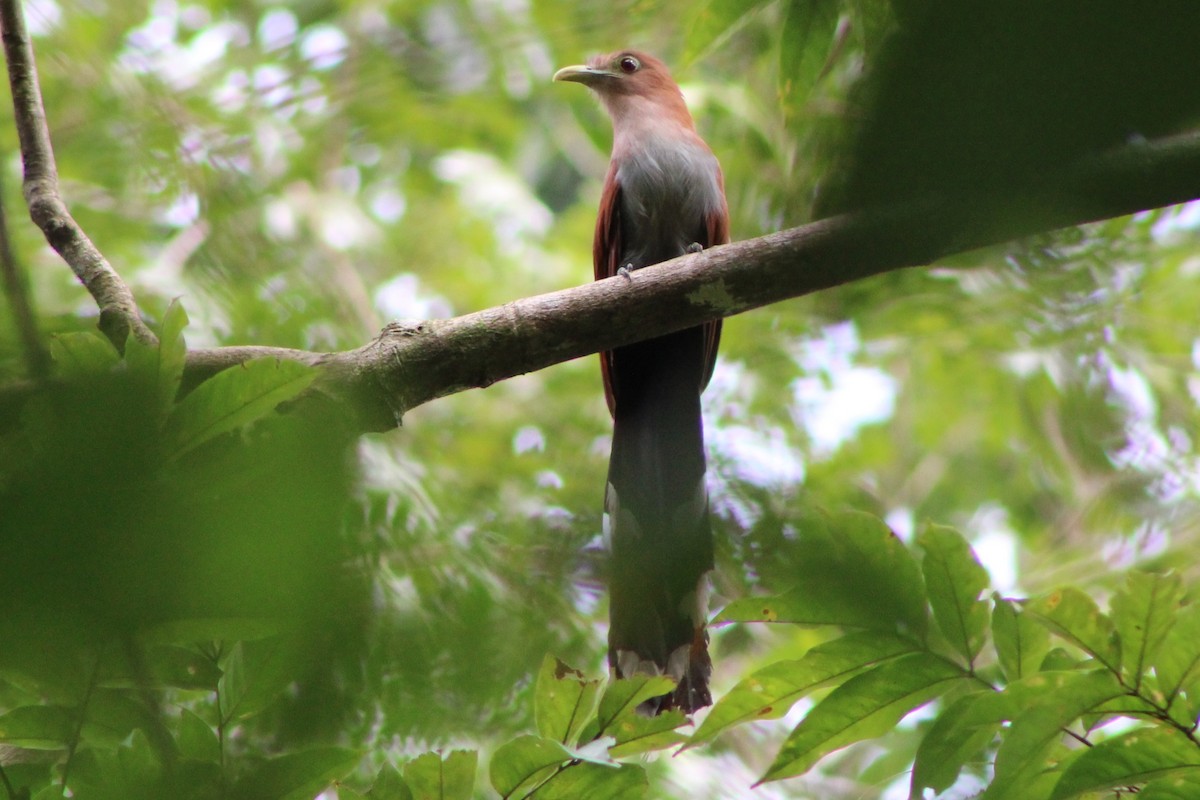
185,130,1200,432
0,0,155,350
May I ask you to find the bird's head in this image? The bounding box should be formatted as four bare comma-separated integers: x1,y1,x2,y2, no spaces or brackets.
554,51,691,127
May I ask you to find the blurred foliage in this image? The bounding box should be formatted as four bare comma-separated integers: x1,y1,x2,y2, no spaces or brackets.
819,0,1200,215
0,0,1198,797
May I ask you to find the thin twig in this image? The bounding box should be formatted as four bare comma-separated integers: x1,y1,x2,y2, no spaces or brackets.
0,0,155,350
0,158,48,377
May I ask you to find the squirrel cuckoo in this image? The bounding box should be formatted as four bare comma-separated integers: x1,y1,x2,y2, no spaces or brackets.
554,51,728,713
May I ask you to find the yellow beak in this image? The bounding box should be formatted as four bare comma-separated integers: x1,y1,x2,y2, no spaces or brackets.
552,64,607,84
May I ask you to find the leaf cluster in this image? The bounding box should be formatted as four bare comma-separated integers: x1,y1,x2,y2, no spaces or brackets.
344,513,1200,799
699,514,1200,798
0,306,371,799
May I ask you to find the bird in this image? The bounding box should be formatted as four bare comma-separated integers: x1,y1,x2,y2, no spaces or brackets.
554,51,729,713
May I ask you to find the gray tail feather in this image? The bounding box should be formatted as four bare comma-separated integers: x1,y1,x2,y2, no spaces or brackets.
604,327,714,714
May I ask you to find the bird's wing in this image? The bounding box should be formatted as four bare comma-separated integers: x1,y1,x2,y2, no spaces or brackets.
593,162,623,416
699,167,730,392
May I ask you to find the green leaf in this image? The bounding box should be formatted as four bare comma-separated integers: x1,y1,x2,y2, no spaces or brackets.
151,645,222,690
1139,774,1200,800
0,705,72,749
563,737,619,768
165,357,317,458
1087,692,1159,720
367,765,413,800
607,709,687,758
716,510,927,637
126,299,188,418
178,708,220,763
992,595,1051,681
911,672,1094,796
911,689,1003,796
1027,588,1121,673
62,729,171,796
595,675,676,735
82,689,157,747
49,331,120,377
918,523,990,665
1050,726,1200,799
533,763,646,800
489,735,570,798
117,729,163,790
689,631,918,748
760,652,965,783
1111,571,1184,690
682,0,773,64
217,641,248,726
1041,647,1084,672
402,751,476,800
232,747,362,800
779,0,840,108
33,785,69,800
217,637,304,724
1153,601,1200,725
984,670,1125,800
534,655,601,746
101,644,221,690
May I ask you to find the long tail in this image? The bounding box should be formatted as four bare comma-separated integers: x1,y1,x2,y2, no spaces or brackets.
605,326,713,714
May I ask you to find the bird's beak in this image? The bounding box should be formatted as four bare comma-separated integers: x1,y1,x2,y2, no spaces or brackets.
553,64,605,85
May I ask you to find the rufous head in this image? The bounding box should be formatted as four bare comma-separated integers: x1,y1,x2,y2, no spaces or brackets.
553,51,691,125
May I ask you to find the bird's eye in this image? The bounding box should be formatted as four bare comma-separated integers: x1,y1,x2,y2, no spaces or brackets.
618,55,640,74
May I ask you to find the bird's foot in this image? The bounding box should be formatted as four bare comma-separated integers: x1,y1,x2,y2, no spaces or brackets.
685,242,704,254
617,263,634,282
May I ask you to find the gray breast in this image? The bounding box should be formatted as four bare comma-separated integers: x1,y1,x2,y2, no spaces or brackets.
615,137,722,269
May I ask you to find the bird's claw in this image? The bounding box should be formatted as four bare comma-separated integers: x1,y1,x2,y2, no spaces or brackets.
685,242,704,254
617,264,634,282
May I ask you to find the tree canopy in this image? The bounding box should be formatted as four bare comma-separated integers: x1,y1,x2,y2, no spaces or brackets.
1,1,1200,798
